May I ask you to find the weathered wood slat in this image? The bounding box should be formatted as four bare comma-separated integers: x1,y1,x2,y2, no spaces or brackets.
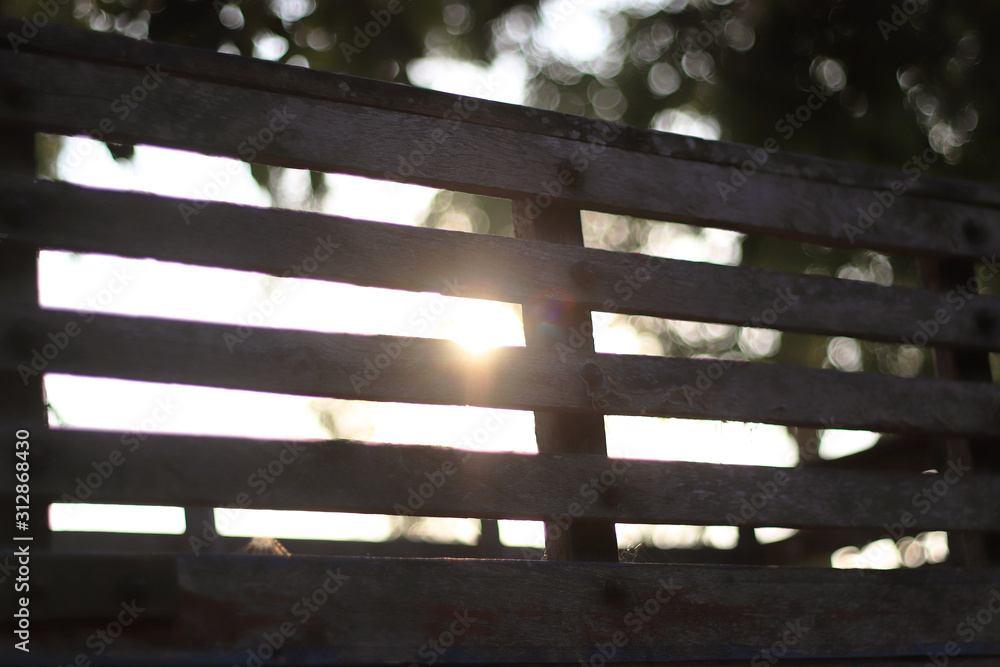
44,531,526,560
1,50,998,259
2,307,998,436
3,554,998,664
3,17,999,212
24,528,942,567
28,429,1000,531
4,177,999,351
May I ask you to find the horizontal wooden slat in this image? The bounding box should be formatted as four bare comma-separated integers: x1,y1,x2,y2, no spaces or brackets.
4,177,1000,351
4,17,999,212
34,528,937,567
42,530,526,559
3,554,998,664
2,308,998,436
1,50,998,259
25,430,1000,531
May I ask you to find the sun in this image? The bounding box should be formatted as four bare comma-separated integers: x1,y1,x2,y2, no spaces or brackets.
440,300,525,354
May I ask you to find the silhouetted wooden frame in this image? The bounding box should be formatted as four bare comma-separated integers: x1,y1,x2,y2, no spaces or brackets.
0,18,998,666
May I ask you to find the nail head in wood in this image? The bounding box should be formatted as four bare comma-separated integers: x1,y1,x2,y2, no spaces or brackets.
557,158,583,186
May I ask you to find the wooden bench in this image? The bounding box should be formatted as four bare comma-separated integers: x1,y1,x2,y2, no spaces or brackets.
1,19,999,666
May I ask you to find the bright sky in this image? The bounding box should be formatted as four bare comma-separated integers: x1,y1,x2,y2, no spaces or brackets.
40,6,912,566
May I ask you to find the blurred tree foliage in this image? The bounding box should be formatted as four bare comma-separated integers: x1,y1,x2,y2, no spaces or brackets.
5,0,997,380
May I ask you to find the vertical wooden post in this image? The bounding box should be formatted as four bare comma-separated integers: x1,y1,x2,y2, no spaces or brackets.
184,507,225,554
1,125,50,550
512,201,618,562
918,256,995,567
476,519,502,558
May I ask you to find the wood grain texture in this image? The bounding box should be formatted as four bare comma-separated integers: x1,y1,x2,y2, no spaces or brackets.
26,429,1000,531
3,17,999,210
3,177,999,351
2,553,998,664
1,50,998,259
2,307,999,437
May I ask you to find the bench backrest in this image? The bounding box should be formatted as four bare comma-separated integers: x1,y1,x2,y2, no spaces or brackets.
1,19,999,666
